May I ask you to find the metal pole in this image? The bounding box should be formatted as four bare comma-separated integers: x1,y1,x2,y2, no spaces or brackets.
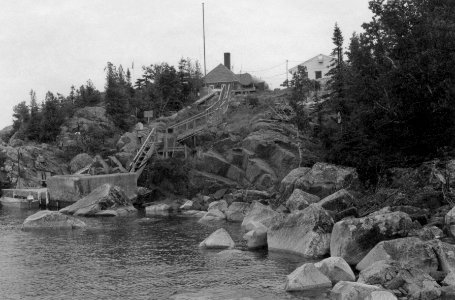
202,3,207,77
16,148,20,189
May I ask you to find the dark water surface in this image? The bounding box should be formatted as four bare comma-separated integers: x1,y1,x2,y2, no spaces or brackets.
0,207,329,300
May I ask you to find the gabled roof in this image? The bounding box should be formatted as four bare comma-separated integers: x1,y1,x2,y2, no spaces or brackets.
204,64,239,84
235,73,265,86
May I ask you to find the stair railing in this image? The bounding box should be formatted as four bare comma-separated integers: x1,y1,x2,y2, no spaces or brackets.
129,127,156,172
167,83,231,139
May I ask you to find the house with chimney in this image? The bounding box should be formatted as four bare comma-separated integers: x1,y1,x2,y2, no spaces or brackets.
203,53,265,94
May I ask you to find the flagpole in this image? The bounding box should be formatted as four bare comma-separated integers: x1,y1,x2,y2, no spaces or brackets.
202,2,207,77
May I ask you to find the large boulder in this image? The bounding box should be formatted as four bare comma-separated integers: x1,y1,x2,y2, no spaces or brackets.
426,239,455,274
279,167,311,199
409,225,443,241
285,188,320,212
294,162,359,198
243,222,267,249
189,170,239,195
59,184,131,216
372,205,430,225
314,257,355,284
69,153,93,173
318,189,355,212
225,202,251,222
199,228,235,249
116,131,139,153
285,263,332,291
356,237,439,273
198,150,231,176
245,158,278,189
198,209,226,224
208,200,228,213
22,210,86,230
358,260,441,300
241,201,279,231
330,211,414,265
330,281,388,300
445,206,455,238
268,204,333,257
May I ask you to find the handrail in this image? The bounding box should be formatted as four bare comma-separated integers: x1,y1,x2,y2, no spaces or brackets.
168,84,230,130
129,127,156,171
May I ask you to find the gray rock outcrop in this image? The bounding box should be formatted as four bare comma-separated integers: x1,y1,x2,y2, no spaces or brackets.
268,204,333,257
241,201,279,231
330,281,389,300
356,237,439,273
285,188,320,212
330,211,414,265
314,257,355,284
358,260,441,300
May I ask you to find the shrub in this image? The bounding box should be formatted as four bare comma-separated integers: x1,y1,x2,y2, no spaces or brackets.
138,158,190,196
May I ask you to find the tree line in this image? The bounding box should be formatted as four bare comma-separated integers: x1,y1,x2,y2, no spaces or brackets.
289,0,455,185
10,58,203,143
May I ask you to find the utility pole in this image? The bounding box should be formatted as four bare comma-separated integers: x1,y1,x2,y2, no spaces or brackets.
202,3,207,77
286,59,289,87
16,148,20,189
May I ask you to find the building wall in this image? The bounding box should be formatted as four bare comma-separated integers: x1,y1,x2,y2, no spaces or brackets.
290,55,334,80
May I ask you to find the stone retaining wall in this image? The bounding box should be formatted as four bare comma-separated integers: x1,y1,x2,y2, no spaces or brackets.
47,173,137,206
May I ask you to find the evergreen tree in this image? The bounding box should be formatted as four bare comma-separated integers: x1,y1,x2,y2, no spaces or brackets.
27,89,41,141
104,62,132,130
319,0,455,185
39,92,64,142
11,101,30,137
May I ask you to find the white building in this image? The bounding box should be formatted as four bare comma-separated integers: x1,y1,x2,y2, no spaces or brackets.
289,54,334,80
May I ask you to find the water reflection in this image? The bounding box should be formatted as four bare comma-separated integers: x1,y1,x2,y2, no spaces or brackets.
0,207,327,300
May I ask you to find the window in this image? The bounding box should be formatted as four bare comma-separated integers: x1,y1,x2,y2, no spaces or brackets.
315,71,322,79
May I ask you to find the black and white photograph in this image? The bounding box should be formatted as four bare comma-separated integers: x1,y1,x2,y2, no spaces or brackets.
0,0,454,299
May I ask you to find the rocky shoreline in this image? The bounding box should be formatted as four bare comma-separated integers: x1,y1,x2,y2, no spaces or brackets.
21,158,455,300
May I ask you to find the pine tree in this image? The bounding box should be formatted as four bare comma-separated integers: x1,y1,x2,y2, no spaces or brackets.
27,89,41,141
104,62,132,130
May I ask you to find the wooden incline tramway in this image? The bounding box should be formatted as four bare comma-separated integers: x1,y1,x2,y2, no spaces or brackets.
128,84,232,175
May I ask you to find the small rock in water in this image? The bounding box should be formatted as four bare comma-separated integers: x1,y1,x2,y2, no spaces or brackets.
285,263,332,291
199,228,235,249
22,210,86,230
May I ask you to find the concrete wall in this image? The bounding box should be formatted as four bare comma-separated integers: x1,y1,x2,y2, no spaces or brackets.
47,173,137,205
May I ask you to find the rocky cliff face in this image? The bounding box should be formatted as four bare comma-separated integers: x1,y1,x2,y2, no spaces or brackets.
0,142,69,187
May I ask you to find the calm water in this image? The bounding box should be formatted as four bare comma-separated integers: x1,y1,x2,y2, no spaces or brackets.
0,206,329,300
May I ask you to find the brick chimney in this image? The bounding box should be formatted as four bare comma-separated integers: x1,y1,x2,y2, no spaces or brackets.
224,53,231,70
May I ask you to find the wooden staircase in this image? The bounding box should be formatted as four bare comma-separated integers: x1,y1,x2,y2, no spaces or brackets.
129,84,232,175
128,128,158,173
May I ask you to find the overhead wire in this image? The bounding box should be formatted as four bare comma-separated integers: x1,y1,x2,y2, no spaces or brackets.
245,62,286,73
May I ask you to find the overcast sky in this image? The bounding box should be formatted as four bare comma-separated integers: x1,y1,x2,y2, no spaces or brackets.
0,0,372,130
